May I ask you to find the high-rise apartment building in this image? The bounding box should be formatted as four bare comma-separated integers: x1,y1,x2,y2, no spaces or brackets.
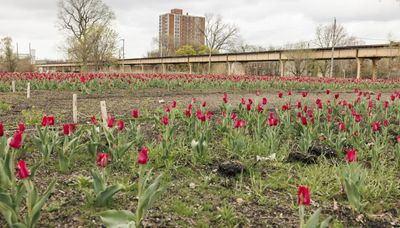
159,9,205,56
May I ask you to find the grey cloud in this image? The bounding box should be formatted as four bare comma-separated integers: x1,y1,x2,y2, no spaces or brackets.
0,0,399,59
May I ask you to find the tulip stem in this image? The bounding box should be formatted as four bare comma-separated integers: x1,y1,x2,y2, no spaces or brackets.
299,205,305,228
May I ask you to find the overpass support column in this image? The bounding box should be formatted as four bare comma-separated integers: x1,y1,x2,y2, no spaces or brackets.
280,60,286,77
162,64,166,74
188,63,192,74
356,58,363,80
141,64,144,73
227,62,231,75
371,58,379,80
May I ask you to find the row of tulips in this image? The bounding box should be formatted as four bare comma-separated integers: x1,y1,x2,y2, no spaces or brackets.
1,72,399,93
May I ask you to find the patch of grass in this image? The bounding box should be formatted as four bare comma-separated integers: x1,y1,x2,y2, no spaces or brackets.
170,199,194,217
217,204,239,227
0,101,11,113
21,107,44,126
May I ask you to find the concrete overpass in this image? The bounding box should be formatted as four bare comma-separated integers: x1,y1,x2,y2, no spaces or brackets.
37,44,400,79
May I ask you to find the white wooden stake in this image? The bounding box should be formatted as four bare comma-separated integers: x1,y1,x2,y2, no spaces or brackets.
72,94,78,124
100,101,108,124
27,83,30,99
12,81,15,92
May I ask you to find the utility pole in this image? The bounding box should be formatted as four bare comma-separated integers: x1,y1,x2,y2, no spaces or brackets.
121,39,125,72
16,42,19,59
329,17,336,78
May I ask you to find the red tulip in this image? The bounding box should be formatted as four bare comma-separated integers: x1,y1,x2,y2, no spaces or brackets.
248,98,253,105
383,119,389,127
185,109,191,118
301,117,307,126
69,124,77,133
347,149,356,163
327,115,332,123
162,115,169,125
241,98,246,105
338,122,346,131
397,135,400,143
41,116,48,127
206,111,212,120
63,124,70,135
296,102,302,109
301,91,308,97
287,90,292,96
80,75,86,83
117,120,124,131
371,122,380,132
234,119,241,128
137,147,149,165
107,116,115,128
166,105,171,113
9,131,22,149
278,91,283,98
384,101,389,109
172,100,177,108
231,112,237,120
223,92,228,103
355,115,361,123
0,122,4,137
132,109,139,118
240,119,246,128
256,90,260,96
188,103,193,110
48,116,55,125
18,122,25,132
257,104,264,113
202,101,207,107
326,89,330,95
368,101,373,108
246,103,251,111
334,93,340,99
262,97,267,105
282,104,290,111
297,185,311,206
90,115,98,125
17,160,30,179
97,153,110,167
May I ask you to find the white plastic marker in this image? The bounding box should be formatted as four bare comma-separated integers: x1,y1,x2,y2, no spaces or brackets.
73,94,78,124
27,83,30,98
100,101,108,124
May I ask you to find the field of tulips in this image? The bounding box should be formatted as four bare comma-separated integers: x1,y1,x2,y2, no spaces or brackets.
0,72,399,227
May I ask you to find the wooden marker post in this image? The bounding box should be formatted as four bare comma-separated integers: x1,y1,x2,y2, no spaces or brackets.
100,101,108,124
27,83,30,98
72,94,78,124
12,81,15,92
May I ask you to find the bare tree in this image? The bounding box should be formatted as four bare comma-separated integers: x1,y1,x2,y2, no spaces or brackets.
285,41,314,76
0,37,17,72
228,36,267,53
200,14,239,74
314,23,363,77
151,36,176,57
57,0,117,70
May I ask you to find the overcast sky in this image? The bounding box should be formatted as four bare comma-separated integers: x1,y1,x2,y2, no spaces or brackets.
1,0,399,60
